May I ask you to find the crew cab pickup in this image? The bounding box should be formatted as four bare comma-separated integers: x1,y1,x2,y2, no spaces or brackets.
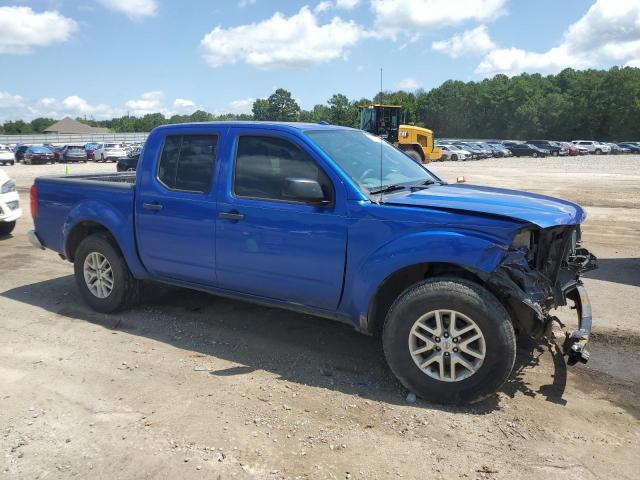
28,122,597,405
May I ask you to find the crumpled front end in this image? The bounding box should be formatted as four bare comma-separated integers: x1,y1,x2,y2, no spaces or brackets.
479,225,597,365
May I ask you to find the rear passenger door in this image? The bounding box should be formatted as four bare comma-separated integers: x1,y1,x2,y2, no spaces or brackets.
135,132,220,285
215,129,348,310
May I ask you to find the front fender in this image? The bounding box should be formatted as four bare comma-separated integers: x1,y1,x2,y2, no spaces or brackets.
63,200,148,278
344,230,509,325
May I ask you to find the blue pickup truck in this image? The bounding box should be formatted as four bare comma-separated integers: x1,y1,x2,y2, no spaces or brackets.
28,122,596,404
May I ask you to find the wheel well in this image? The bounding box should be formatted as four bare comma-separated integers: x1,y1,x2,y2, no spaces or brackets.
66,221,112,261
366,262,483,336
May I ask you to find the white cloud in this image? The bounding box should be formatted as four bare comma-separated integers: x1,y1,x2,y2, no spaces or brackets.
314,1,333,13
228,98,255,114
432,25,496,58
336,0,361,8
98,0,157,19
125,91,164,115
397,77,420,90
200,6,365,69
173,98,196,108
371,0,507,35
238,0,256,7
476,0,640,76
0,6,77,54
625,58,640,67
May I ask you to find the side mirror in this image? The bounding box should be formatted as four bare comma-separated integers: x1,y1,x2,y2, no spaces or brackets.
283,177,329,205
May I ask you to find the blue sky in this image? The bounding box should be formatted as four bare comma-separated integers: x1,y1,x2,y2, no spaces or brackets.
0,0,639,122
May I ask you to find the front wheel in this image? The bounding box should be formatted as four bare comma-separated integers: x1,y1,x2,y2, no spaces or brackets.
451,154,458,162
532,152,538,158
382,278,516,405
595,149,602,155
74,233,140,313
0,221,16,236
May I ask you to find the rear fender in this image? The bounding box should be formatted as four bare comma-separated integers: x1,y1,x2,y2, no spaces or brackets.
63,200,148,278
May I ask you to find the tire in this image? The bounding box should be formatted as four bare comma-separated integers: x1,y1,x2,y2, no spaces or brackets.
403,149,422,163
552,151,558,157
451,154,458,162
74,233,140,313
0,221,16,236
595,149,602,155
532,152,538,158
382,277,516,405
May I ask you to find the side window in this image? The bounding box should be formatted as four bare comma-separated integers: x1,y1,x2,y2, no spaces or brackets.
157,134,218,193
234,135,331,202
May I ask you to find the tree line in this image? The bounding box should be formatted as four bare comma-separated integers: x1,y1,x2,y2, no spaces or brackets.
2,67,639,141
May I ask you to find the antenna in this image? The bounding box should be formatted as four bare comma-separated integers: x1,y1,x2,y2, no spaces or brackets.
379,67,383,194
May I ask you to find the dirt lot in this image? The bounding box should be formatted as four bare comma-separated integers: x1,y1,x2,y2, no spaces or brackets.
1,156,639,479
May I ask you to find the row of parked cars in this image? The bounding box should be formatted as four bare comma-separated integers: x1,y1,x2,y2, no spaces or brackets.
435,139,640,161
0,142,144,166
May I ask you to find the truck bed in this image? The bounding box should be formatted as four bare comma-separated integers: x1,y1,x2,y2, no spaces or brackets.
34,172,136,255
39,172,136,188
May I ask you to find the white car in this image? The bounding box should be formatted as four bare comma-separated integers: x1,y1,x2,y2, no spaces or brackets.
572,140,611,154
0,144,15,166
0,169,21,235
92,143,128,162
438,144,471,161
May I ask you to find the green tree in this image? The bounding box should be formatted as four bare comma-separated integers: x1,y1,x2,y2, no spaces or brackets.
266,88,300,121
252,98,270,121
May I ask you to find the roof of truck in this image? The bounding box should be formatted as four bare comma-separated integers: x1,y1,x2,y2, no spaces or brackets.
155,121,355,133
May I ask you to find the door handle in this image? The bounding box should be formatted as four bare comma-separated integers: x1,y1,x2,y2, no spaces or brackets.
143,202,163,211
218,211,244,221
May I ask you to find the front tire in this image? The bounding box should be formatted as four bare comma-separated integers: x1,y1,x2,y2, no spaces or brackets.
382,278,516,405
0,221,16,236
532,152,538,158
74,233,140,313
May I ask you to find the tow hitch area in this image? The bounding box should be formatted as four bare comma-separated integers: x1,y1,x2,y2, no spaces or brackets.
563,284,593,365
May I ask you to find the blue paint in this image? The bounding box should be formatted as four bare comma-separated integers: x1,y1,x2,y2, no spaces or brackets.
33,122,588,330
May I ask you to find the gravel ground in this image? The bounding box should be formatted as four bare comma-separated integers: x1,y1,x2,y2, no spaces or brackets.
1,156,639,479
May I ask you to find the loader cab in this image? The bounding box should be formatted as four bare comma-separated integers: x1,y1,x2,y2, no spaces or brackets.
359,105,405,144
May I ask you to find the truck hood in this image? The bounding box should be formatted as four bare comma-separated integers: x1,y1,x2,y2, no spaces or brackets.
383,183,585,228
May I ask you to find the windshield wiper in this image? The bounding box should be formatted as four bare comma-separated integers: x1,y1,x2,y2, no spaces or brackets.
369,184,407,195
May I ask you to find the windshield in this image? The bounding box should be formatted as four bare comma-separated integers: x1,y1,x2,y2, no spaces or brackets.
105,143,123,149
30,147,51,153
305,129,437,192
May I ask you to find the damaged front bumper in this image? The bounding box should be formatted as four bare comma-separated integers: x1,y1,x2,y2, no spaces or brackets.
480,226,597,365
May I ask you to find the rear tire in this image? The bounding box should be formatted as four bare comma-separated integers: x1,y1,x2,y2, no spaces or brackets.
74,233,140,313
382,278,516,405
0,221,16,236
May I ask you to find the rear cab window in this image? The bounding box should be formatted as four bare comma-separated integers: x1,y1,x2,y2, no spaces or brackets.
157,134,218,194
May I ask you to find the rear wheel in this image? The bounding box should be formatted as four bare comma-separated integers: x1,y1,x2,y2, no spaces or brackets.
382,278,516,405
74,233,140,313
403,149,423,164
0,221,16,236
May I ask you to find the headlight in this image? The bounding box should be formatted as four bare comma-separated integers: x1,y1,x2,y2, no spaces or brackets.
1,180,16,194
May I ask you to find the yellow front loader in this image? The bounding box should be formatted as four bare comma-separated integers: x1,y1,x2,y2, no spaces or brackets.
359,105,442,163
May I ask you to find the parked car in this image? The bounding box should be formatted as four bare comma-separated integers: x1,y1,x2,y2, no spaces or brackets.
93,143,127,162
0,168,21,235
557,141,579,156
23,146,55,165
438,144,470,161
85,143,100,161
485,143,506,157
454,143,486,159
526,140,564,156
0,145,15,166
572,140,610,154
503,142,549,157
487,142,513,157
14,145,29,162
29,122,597,405
618,142,640,153
60,145,89,163
116,152,140,172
